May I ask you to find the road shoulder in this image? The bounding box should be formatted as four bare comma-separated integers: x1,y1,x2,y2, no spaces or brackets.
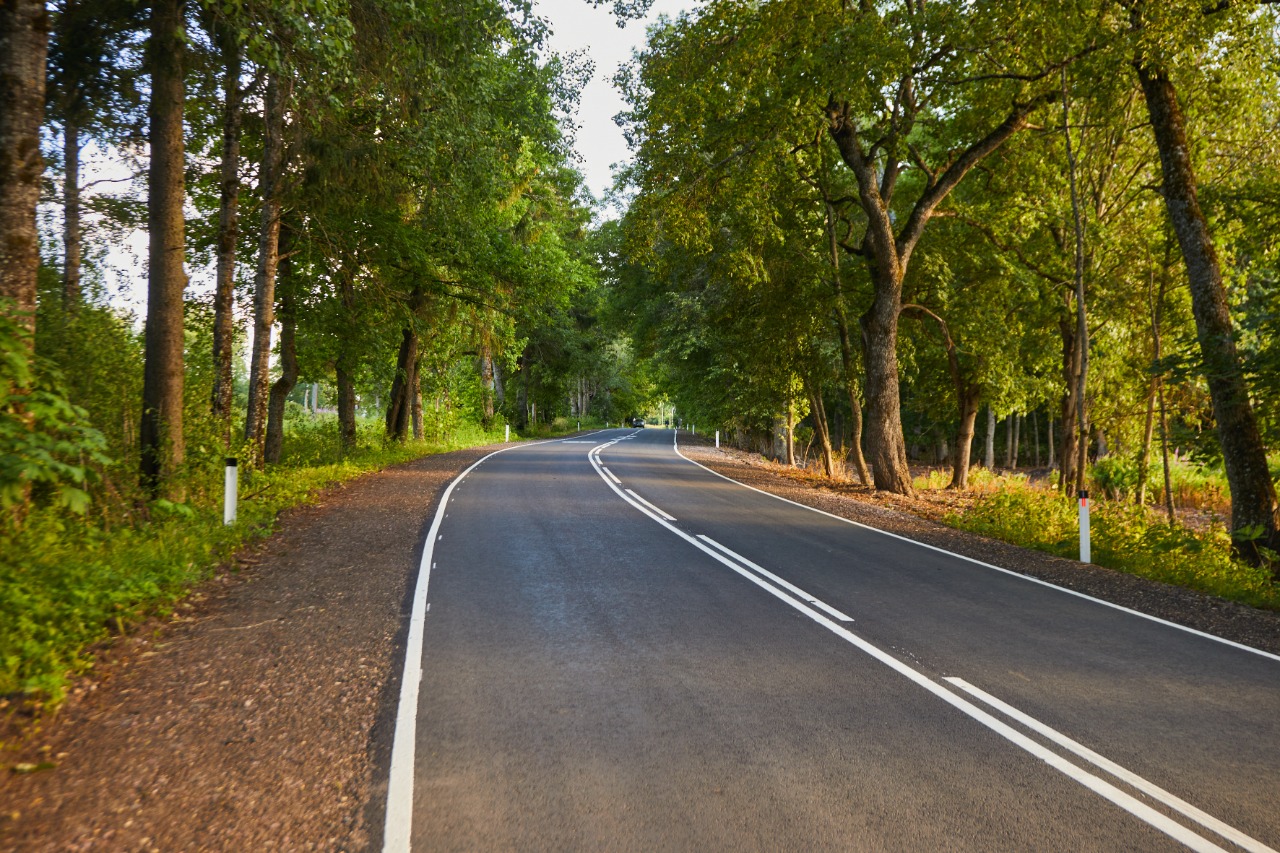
1,442,506,852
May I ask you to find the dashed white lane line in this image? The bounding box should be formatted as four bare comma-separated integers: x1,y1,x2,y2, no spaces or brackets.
672,435,1280,665
945,678,1276,853
591,436,1248,852
697,535,852,622
624,489,675,521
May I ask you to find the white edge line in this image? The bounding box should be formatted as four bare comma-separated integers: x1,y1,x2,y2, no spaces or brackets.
587,447,1228,853
944,677,1276,853
382,437,561,853
624,488,676,521
673,435,1280,664
698,534,853,622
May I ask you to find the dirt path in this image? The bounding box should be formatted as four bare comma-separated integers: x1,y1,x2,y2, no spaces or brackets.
1,442,505,852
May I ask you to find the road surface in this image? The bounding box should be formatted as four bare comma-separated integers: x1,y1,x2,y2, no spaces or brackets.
381,428,1280,851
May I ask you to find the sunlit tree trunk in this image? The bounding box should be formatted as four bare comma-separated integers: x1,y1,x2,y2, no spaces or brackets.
805,380,837,479
1135,61,1279,569
984,406,995,469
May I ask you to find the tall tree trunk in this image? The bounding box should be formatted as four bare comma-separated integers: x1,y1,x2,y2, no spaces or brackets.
784,397,796,467
139,0,187,500
1135,62,1279,568
0,0,49,337
825,203,870,485
1059,318,1081,490
385,327,417,442
805,380,836,479
1031,410,1041,467
211,28,244,434
336,265,357,450
1005,415,1015,468
244,72,288,466
1137,382,1156,505
337,364,357,450
1012,413,1021,468
1158,376,1175,524
411,356,423,440
1151,252,1176,523
1064,69,1090,498
479,334,495,428
951,393,979,489
984,406,995,469
516,353,529,429
263,225,296,464
62,116,81,310
1048,416,1056,469
859,298,911,492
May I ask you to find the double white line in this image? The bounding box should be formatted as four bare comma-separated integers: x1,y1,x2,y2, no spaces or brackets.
588,441,1274,853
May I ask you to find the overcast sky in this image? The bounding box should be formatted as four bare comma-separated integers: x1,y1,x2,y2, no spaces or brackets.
534,0,691,206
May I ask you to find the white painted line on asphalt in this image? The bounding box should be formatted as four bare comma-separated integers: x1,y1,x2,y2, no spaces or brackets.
625,489,676,521
944,677,1277,853
698,534,853,622
673,436,1280,665
588,447,1235,852
383,437,560,853
602,467,623,486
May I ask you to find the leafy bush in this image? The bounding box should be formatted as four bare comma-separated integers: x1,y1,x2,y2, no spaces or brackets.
947,484,1278,609
0,309,112,526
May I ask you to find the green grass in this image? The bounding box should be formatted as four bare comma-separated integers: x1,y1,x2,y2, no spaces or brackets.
944,482,1279,610
0,416,542,710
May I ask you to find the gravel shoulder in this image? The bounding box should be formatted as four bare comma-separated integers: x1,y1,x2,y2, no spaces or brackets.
3,435,1276,852
1,442,508,852
679,441,1280,657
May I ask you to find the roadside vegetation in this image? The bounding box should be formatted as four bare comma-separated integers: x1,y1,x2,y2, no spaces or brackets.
613,1,1280,590
4,0,1280,714
0,0,646,713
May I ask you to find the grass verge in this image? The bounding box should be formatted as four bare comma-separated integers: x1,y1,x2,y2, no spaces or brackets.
0,418,573,712
944,484,1279,610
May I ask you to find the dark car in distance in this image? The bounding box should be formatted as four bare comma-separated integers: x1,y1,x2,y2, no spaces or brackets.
629,417,646,428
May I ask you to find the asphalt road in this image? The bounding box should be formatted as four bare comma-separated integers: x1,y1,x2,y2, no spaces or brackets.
381,428,1280,852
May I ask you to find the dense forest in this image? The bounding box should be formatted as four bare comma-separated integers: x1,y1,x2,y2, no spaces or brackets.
1,0,1279,701
2,0,647,498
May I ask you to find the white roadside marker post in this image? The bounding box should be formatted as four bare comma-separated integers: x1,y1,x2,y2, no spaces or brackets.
1078,489,1091,563
715,430,720,448
504,424,510,443
224,458,238,525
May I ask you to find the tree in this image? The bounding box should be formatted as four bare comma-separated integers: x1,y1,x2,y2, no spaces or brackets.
1127,0,1280,567
0,0,49,338
139,0,188,500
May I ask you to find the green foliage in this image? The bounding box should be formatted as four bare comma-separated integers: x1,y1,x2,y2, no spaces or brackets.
947,484,1278,610
0,308,111,525
0,412,521,707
